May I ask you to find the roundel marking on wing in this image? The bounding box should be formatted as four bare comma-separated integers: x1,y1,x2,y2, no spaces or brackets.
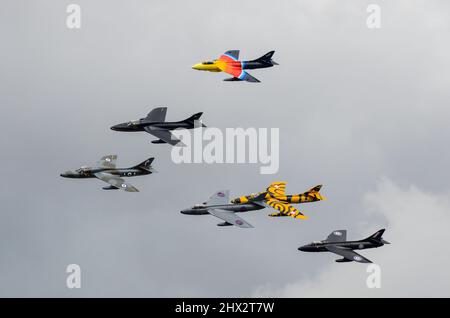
236,220,243,225
353,256,362,261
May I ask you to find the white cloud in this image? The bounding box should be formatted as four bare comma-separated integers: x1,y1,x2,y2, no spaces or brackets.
253,177,450,297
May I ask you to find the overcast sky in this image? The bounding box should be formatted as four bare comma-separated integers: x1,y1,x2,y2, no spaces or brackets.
1,0,450,297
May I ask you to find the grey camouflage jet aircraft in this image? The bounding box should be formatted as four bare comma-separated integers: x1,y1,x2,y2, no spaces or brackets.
298,229,390,263
110,107,206,146
60,155,156,192
181,190,265,228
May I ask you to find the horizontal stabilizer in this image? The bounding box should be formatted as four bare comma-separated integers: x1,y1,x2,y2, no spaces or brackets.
304,184,326,201
365,229,390,245
254,51,278,66
133,157,155,172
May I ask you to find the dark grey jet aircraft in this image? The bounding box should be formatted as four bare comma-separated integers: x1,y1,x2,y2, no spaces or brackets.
110,107,206,146
60,155,156,192
181,190,264,228
298,229,390,263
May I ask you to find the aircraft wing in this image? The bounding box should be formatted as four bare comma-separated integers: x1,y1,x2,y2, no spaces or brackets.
224,71,260,83
263,198,308,220
208,209,253,228
94,172,139,192
219,50,240,61
325,246,372,263
266,181,286,197
96,155,117,169
143,126,184,146
326,230,347,242
206,190,230,206
146,107,167,122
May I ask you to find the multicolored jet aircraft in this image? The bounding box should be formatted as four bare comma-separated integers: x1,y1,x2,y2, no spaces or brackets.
231,181,326,220
192,50,278,82
60,155,156,192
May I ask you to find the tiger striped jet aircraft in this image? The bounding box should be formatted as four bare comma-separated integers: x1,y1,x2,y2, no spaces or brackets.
231,182,326,220
60,155,156,192
192,50,278,82
111,107,205,146
299,229,390,263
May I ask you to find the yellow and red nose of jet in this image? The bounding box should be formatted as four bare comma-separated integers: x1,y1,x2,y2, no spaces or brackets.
192,63,203,70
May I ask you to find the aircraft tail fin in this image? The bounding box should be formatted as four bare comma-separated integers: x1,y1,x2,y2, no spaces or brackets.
133,157,157,173
365,229,390,244
181,112,206,127
254,50,278,65
302,185,326,201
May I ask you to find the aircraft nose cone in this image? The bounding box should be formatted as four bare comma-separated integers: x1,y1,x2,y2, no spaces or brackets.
192,64,201,70
298,246,307,252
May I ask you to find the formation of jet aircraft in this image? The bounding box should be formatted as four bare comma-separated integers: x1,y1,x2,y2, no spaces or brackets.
181,182,325,228
60,155,156,192
61,50,390,265
111,107,205,146
192,50,278,82
299,229,390,263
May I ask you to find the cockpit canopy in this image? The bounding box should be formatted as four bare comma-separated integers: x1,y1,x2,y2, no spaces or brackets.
202,61,214,65
192,204,206,209
127,120,140,126
76,166,91,173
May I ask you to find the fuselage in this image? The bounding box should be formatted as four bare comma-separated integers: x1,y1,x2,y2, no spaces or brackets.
180,202,264,215
192,60,274,72
232,192,319,204
60,167,149,179
111,119,192,132
298,240,383,252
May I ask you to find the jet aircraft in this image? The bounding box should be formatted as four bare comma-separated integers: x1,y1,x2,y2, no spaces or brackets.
231,181,325,220
60,155,156,192
181,190,263,228
298,229,390,263
111,107,205,146
192,50,278,82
